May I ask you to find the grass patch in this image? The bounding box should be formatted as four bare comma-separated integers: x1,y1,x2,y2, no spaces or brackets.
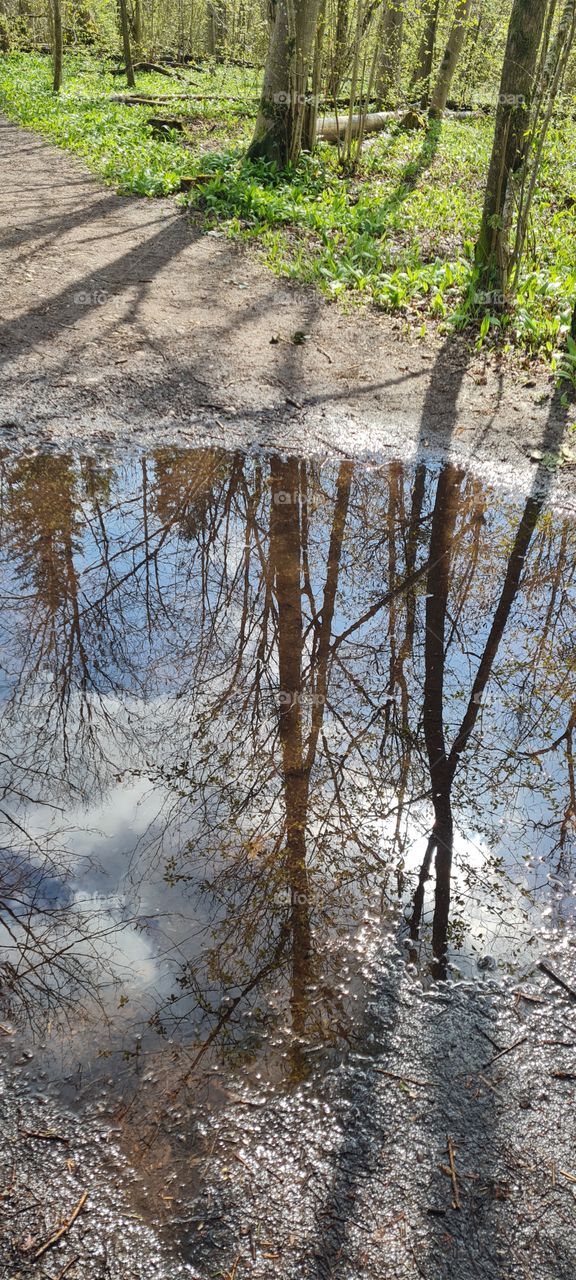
0,50,574,360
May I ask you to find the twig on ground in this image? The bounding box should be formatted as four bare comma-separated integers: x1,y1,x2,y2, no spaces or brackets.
538,961,576,1000
224,1256,241,1280
484,1036,528,1068
55,1256,80,1280
446,1136,461,1210
19,1128,70,1145
33,1189,89,1260
373,1068,431,1087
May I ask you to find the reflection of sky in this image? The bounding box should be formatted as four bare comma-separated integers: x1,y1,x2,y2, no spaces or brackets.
0,453,575,1055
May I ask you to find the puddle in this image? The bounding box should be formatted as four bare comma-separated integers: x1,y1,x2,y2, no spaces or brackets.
0,446,575,1275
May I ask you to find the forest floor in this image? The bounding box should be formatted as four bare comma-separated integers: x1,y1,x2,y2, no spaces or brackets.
0,111,575,504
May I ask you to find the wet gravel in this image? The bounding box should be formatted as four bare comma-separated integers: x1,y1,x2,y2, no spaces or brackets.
4,942,574,1279
0,1071,200,1279
180,945,576,1280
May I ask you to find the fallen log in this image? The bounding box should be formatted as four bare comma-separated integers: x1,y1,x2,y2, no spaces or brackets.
316,110,397,142
108,92,257,106
111,61,187,78
316,105,483,142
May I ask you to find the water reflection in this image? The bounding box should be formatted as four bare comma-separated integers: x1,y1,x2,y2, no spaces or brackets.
0,446,575,1079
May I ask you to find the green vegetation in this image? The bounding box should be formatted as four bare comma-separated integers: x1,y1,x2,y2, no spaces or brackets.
0,51,258,195
0,50,574,362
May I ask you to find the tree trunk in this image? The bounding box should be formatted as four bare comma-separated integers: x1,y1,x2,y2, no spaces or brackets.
411,0,441,107
248,0,324,166
329,0,350,98
429,0,472,118
52,0,63,93
133,0,143,47
475,0,548,294
118,0,136,88
376,0,404,108
510,0,576,285
303,2,325,152
207,2,227,59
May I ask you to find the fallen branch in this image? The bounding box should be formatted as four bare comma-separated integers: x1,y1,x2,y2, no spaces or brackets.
19,1128,70,1145
109,92,257,105
33,1189,89,1260
111,61,186,78
538,960,576,1000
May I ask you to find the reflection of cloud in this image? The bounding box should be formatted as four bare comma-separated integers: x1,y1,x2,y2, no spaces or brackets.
70,890,160,993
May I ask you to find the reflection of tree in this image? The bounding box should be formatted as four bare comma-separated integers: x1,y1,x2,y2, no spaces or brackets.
0,446,574,1058
411,465,546,974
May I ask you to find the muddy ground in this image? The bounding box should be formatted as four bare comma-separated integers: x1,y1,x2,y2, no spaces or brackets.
0,115,574,507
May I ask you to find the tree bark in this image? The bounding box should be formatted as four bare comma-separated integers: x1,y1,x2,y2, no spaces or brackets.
52,0,63,93
118,0,136,89
248,0,324,166
376,0,404,108
207,2,227,59
133,0,143,47
411,0,441,107
429,0,472,118
329,0,350,97
475,0,548,293
510,0,576,285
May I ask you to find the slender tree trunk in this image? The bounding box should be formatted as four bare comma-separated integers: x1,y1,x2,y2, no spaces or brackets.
511,0,576,284
118,0,136,88
248,0,324,166
133,0,143,47
411,0,441,107
52,0,63,93
475,0,548,293
429,0,472,118
303,3,325,152
207,2,227,59
376,0,404,108
421,464,463,975
329,0,350,97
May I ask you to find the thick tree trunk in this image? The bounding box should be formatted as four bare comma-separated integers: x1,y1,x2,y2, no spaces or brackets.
52,0,63,93
411,0,441,107
248,0,324,166
376,0,404,108
429,0,472,118
118,0,136,88
475,0,548,293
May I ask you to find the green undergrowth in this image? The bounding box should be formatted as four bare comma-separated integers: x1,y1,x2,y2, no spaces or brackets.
0,50,256,194
188,118,575,361
0,50,574,362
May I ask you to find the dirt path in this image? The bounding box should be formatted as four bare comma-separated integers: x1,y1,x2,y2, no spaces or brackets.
0,114,574,500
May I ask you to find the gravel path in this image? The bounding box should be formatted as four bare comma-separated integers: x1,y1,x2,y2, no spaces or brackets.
0,115,574,504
